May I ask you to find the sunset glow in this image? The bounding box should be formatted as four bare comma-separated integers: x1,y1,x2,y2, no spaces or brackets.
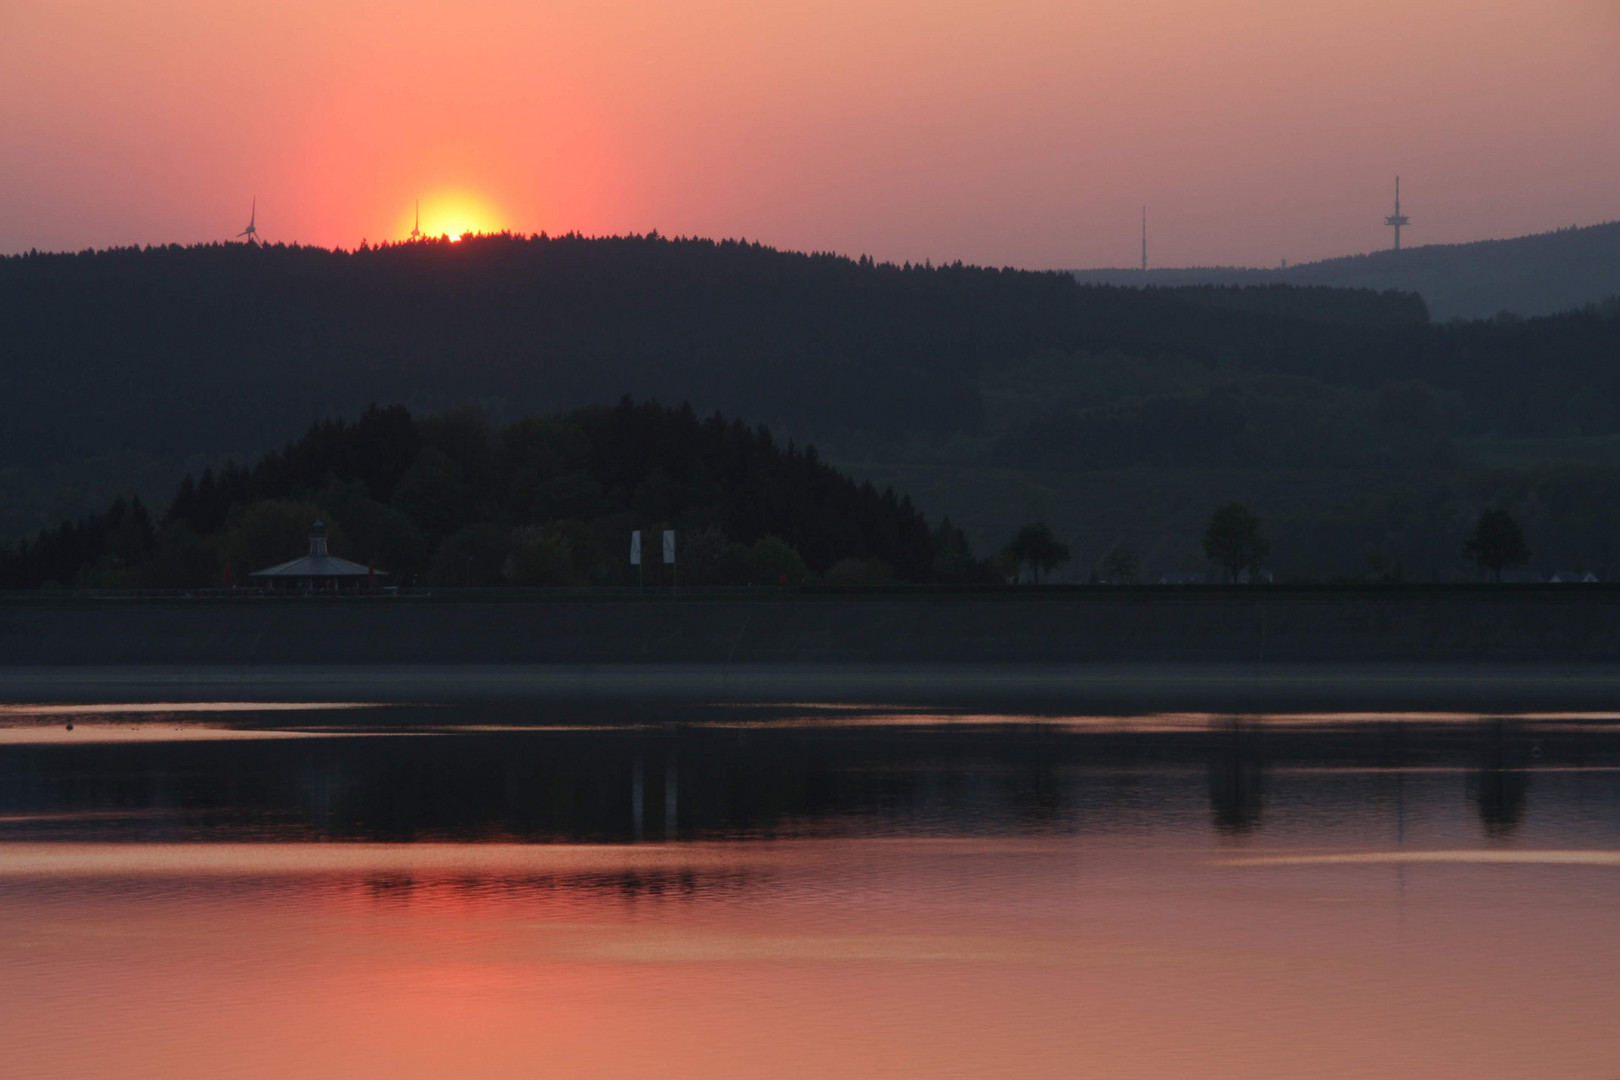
398,191,507,243
2,0,1616,266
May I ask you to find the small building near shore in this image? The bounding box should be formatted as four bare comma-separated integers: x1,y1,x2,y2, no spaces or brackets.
249,521,385,591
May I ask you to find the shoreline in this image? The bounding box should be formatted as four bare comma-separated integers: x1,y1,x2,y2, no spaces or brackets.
6,662,1620,712
8,594,1620,711
5,592,1620,666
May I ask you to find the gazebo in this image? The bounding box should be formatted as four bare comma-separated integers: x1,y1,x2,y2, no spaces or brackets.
249,521,385,591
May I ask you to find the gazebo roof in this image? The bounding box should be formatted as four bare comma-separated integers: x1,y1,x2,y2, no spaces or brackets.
249,552,382,579
248,520,387,580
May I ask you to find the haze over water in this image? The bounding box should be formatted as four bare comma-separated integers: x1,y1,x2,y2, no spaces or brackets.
2,707,1618,1079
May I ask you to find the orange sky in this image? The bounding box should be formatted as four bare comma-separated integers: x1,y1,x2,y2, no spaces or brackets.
3,0,1617,267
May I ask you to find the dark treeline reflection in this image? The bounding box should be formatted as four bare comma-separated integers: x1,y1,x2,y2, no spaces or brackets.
1468,717,1535,836
1208,720,1268,832
1,711,1617,844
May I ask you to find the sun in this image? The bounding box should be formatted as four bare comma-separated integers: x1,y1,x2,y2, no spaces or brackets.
400,190,506,241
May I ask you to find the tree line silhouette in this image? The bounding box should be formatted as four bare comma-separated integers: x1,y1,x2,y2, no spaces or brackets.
4,233,1617,478
0,399,988,589
5,233,1620,582
1004,502,1534,586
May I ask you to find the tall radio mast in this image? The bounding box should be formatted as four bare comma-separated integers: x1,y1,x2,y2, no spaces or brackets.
1384,177,1410,251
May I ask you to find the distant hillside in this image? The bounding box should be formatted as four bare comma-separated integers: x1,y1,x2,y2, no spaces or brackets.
0,235,1431,474
6,233,1620,581
1073,221,1620,320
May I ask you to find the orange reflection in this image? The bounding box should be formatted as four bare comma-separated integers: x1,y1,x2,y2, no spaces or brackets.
4,837,1620,1079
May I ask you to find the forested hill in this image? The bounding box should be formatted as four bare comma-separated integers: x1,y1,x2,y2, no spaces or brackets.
8,233,1620,573
0,399,986,589
1,233,1435,469
1072,220,1620,320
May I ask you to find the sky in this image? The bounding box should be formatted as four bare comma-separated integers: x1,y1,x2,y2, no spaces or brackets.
3,0,1618,268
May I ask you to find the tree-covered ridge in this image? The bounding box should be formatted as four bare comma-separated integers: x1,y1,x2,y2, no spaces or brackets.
0,233,1446,469
3,231,1617,479
6,232,1620,582
0,399,986,589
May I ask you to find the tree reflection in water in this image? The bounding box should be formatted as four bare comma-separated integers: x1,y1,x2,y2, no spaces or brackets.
0,706,1611,845
1208,718,1267,833
1470,717,1532,836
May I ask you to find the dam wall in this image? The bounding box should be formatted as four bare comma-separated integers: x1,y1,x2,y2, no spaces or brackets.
3,588,1618,667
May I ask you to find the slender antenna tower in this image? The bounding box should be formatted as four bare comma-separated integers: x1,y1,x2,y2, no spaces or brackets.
1141,207,1148,272
1384,177,1410,251
235,197,259,244
410,198,421,240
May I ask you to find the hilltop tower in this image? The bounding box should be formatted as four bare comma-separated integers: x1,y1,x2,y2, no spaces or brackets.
1141,207,1147,272
1384,177,1410,251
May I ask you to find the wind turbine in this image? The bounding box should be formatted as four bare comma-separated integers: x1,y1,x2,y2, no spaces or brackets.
236,197,260,244
410,198,421,240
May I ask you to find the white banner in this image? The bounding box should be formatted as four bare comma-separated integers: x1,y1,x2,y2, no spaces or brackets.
663,530,676,564
630,530,641,565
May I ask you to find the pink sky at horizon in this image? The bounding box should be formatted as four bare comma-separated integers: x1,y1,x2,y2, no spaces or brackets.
2,0,1617,268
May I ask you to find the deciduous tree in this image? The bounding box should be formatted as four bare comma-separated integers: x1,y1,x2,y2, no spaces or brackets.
1003,522,1070,584
1464,509,1530,583
1203,503,1269,583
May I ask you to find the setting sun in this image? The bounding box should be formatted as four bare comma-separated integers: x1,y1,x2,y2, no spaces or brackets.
401,191,506,242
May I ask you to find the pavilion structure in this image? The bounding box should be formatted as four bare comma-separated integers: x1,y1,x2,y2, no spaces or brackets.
249,521,385,591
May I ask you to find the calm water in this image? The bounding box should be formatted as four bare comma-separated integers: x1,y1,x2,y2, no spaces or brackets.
2,706,1619,1079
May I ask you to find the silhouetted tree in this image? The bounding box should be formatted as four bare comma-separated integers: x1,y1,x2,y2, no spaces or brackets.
1003,522,1070,584
1203,503,1270,583
1101,542,1140,584
1464,509,1530,582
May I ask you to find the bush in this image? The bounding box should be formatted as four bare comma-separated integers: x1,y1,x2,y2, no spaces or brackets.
429,523,514,586
747,535,810,586
141,523,221,589
673,525,729,585
506,527,578,586
824,557,894,585
711,535,810,585
543,519,617,584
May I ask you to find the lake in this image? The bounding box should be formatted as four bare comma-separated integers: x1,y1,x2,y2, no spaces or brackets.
1,705,1618,1078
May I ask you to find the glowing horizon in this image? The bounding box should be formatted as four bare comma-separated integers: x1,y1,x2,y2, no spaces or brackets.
2,0,1617,268
390,190,508,244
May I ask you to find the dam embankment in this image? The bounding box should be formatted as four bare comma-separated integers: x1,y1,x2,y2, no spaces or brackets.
4,587,1620,668
6,589,1620,711
3,586,1620,712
